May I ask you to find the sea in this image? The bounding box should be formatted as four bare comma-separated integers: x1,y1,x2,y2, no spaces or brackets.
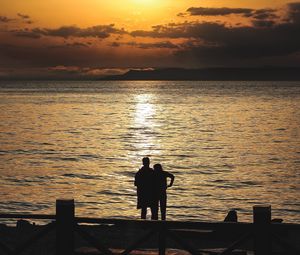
0,80,299,224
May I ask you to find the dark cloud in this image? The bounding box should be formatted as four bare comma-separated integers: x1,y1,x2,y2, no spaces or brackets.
0,43,87,68
48,42,90,49
112,39,189,51
0,40,173,70
246,9,279,27
17,13,34,24
0,43,100,68
288,2,300,23
251,20,275,28
47,65,81,74
185,7,279,22
131,23,202,38
177,12,187,18
126,41,179,49
12,24,126,39
47,66,126,77
175,21,300,65
130,3,300,65
0,66,129,79
131,22,232,39
13,29,42,39
1,13,33,25
187,7,253,16
1,2,300,72
34,24,126,38
249,9,278,20
183,6,280,31
110,42,120,47
0,16,13,23
17,13,30,20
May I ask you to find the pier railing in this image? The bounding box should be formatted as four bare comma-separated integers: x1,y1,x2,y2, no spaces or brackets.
0,200,300,255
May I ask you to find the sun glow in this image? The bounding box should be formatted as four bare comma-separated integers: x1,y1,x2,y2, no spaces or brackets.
132,0,157,5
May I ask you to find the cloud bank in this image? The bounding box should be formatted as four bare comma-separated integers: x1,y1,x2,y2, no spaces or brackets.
0,2,300,78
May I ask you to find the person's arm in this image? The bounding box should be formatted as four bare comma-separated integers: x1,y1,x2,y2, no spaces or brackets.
134,172,139,186
167,172,175,188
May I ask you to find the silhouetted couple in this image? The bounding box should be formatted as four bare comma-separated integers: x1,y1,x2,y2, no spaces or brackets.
134,157,175,220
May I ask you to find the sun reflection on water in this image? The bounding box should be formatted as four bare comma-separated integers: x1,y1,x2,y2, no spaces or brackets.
130,93,161,157
134,94,155,126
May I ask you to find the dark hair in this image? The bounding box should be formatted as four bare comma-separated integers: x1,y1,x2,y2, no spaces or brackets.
153,163,163,171
142,157,150,166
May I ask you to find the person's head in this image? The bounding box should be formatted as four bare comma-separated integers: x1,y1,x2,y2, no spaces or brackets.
154,163,163,172
142,157,150,167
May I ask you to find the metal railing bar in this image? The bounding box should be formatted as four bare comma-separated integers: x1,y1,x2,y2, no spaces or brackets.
270,223,300,231
75,218,253,231
0,214,299,231
75,224,113,255
0,211,299,255
0,239,13,255
272,233,300,254
13,222,56,255
218,232,252,255
0,214,55,220
121,229,158,255
167,229,200,255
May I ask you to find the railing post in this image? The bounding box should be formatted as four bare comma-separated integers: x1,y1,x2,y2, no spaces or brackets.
56,199,75,255
253,205,271,255
158,223,166,255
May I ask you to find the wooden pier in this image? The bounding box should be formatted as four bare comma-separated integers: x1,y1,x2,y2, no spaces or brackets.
0,200,299,255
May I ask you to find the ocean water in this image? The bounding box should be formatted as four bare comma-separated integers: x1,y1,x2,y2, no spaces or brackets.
0,80,299,223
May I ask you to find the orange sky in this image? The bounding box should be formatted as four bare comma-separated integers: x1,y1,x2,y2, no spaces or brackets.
0,0,292,28
0,0,299,78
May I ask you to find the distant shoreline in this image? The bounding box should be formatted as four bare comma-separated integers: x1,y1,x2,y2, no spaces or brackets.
103,67,300,81
1,67,300,81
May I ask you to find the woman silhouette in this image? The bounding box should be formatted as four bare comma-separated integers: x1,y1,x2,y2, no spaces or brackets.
153,164,175,220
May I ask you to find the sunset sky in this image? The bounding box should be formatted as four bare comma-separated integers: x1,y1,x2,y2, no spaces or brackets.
0,0,299,78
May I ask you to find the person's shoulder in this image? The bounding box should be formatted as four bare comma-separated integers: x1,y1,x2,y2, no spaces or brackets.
143,166,153,172
135,168,143,175
138,166,145,171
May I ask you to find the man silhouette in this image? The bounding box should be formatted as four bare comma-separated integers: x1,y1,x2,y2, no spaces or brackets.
134,157,157,219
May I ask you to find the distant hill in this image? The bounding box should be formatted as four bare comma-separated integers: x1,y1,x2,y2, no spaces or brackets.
103,67,300,81
1,67,300,81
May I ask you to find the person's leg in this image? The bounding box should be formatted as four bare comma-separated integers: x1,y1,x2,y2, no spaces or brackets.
141,207,147,219
151,202,159,220
160,193,167,220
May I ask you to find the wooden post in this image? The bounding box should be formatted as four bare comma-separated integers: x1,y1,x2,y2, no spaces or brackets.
158,224,166,255
253,205,271,255
56,199,75,255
